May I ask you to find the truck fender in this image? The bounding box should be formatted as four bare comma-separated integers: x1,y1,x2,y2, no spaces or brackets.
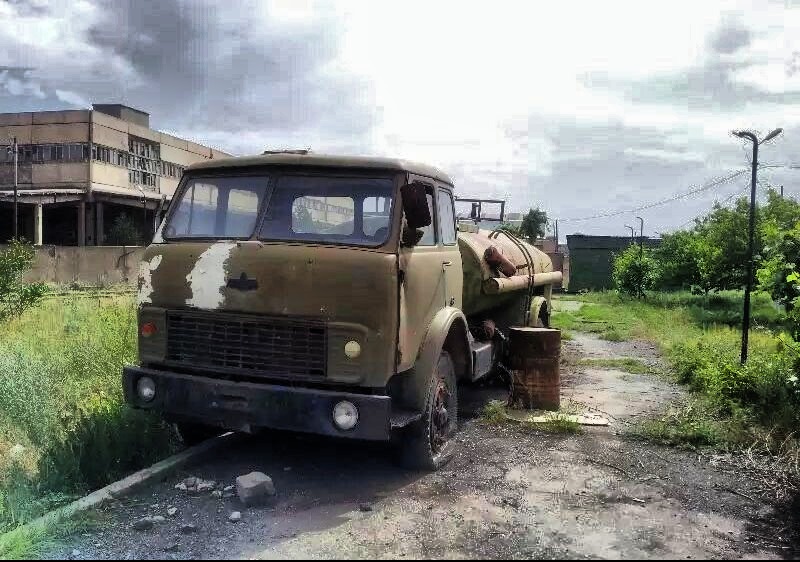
528,296,550,328
398,307,472,412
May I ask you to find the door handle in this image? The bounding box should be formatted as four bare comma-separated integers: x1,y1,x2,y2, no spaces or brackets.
442,261,453,268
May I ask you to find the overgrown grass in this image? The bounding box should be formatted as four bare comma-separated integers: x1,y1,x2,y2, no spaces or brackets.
537,414,583,434
554,291,798,450
481,400,583,434
578,358,653,375
0,294,176,551
481,400,507,424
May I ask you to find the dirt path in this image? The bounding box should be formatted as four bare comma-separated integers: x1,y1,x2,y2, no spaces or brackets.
50,332,794,560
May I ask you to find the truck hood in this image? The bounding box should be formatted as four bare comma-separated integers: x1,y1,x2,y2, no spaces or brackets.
137,241,399,384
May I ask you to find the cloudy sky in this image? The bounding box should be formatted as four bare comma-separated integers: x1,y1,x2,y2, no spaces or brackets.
1,0,798,239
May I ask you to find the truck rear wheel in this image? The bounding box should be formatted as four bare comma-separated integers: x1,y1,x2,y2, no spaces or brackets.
399,351,458,471
176,422,220,447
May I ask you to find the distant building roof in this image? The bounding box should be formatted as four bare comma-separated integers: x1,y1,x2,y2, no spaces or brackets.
92,104,150,128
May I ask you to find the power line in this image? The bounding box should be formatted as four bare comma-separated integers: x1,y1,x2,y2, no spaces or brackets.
559,168,749,223
675,186,748,230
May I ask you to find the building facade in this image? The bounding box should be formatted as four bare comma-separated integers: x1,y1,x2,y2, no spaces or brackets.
0,104,230,245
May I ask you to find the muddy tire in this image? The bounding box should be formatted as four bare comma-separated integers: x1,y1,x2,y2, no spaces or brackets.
176,423,220,447
399,351,458,471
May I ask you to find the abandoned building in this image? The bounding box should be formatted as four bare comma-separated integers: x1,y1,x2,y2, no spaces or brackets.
0,104,230,245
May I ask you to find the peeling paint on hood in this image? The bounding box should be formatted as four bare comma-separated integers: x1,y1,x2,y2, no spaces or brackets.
185,242,237,310
137,254,163,307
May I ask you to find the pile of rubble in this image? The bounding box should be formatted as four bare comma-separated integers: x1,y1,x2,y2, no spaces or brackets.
133,471,276,531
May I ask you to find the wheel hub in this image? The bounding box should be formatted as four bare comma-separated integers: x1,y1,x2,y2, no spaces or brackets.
431,381,451,452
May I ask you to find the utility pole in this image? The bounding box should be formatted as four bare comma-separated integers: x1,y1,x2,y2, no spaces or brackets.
733,127,783,364
781,185,784,198
5,137,18,241
636,216,644,258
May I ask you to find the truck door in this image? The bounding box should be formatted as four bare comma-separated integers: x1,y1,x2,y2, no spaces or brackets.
436,186,463,310
397,179,444,373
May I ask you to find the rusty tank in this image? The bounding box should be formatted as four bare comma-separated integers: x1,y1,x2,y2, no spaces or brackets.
457,225,561,318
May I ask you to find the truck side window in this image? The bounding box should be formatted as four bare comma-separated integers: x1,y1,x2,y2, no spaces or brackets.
437,189,456,246
415,192,436,246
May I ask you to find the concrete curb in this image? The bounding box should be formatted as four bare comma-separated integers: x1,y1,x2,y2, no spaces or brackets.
3,432,240,540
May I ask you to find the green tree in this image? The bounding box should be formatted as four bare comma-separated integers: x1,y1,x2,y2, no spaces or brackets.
689,198,753,293
497,222,521,236
0,240,47,321
518,208,548,243
653,230,702,291
106,214,143,246
612,245,657,298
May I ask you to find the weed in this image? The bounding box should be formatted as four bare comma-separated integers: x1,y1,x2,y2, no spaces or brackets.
578,358,652,375
561,290,799,450
538,414,583,435
0,294,177,544
481,400,507,425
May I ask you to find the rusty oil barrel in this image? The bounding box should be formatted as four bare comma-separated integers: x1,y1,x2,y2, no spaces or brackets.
508,327,561,411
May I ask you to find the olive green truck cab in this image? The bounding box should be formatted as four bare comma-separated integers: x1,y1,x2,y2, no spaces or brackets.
123,152,561,470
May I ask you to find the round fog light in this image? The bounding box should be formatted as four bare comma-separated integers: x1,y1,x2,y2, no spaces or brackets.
333,401,359,431
344,340,361,359
137,376,156,402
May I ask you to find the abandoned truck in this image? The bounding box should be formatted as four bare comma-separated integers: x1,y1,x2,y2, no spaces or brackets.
123,152,562,470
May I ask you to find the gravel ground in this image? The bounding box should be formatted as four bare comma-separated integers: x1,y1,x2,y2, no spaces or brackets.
47,332,798,560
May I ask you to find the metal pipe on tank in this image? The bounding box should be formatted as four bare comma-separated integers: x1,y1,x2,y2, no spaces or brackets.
483,271,563,294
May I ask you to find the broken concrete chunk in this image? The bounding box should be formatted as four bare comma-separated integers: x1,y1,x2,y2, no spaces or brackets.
167,507,178,517
223,485,235,493
211,490,223,499
229,511,242,522
132,516,164,531
236,472,275,506
196,480,216,493
174,483,188,492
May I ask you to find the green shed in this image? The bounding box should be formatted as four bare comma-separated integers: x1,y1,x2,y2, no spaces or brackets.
566,235,661,292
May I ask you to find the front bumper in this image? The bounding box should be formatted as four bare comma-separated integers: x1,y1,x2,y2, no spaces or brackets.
123,366,392,441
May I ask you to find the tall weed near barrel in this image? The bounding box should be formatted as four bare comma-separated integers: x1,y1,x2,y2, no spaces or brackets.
0,292,177,542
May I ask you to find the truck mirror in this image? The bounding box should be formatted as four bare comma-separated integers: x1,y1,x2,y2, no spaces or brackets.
401,182,432,230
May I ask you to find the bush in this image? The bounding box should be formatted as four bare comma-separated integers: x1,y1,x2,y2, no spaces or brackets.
612,245,657,297
106,214,143,246
0,240,47,321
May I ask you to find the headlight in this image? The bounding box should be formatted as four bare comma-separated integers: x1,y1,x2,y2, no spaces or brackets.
332,401,359,431
137,376,156,402
344,340,361,359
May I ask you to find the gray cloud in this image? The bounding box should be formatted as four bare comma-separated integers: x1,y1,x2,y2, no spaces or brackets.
0,0,379,153
709,18,752,54
0,1,796,239
85,0,378,142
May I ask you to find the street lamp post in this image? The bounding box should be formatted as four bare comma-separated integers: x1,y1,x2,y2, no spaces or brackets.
734,127,783,364
636,216,644,258
624,225,635,243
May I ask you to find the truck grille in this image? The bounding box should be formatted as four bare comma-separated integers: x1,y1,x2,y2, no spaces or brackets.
166,310,326,379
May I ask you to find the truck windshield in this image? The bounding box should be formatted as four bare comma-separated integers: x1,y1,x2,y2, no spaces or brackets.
163,174,394,246
163,176,269,239
259,176,394,246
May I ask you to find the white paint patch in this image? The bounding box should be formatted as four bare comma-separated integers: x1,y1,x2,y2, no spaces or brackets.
136,254,163,306
185,242,236,310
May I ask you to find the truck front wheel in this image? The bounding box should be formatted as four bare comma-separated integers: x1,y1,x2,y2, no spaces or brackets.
399,351,458,471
